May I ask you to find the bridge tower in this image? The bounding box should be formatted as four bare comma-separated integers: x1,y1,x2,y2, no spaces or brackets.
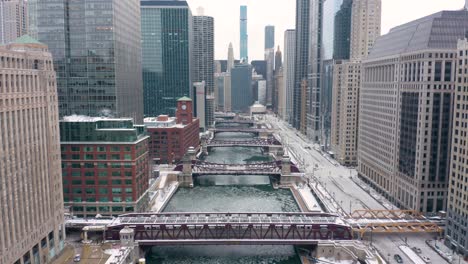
179,147,195,187
119,227,140,262
280,155,294,184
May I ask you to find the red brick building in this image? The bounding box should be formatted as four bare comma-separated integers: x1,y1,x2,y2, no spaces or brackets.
60,117,150,217
145,97,200,164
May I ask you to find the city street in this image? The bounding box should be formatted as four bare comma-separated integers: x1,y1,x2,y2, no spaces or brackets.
264,115,386,213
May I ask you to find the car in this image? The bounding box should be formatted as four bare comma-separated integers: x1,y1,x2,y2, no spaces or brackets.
394,254,403,263
412,247,422,254
73,254,81,262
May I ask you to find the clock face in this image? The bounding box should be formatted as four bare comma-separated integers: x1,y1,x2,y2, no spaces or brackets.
181,104,187,110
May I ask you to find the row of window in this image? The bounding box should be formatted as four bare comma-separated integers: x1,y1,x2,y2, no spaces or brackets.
61,145,132,152
62,153,133,160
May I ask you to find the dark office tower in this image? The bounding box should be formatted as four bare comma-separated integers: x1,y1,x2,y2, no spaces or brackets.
293,0,323,140
29,0,144,122
231,64,253,113
240,5,248,61
193,15,215,128
141,0,192,117
265,25,275,50
251,60,267,78
322,0,353,148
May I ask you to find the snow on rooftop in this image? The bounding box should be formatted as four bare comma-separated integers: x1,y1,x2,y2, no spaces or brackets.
62,115,132,122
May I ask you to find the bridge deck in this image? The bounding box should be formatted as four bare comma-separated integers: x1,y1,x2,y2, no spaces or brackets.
105,212,353,244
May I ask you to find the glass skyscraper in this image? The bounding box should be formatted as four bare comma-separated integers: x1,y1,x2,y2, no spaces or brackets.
141,0,192,117
265,25,275,50
29,0,144,122
240,5,248,61
321,0,353,146
193,15,215,128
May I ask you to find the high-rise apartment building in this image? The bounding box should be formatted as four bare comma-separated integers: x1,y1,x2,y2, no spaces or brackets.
330,0,381,165
30,0,143,122
60,117,150,218
0,0,27,44
215,72,231,112
358,10,468,213
193,15,215,128
446,38,468,257
350,0,380,60
284,29,296,124
265,25,275,50
240,5,248,62
231,63,253,112
0,36,65,264
141,0,192,117
293,0,323,141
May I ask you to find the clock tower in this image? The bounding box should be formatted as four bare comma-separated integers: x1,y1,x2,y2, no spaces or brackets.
176,96,193,125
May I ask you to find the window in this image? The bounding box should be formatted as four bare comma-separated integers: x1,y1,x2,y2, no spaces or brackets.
111,154,120,160
112,188,122,194
112,171,121,177
71,146,80,152
97,146,106,152
124,154,132,160
83,146,94,152
99,188,108,194
111,146,120,152
98,171,108,177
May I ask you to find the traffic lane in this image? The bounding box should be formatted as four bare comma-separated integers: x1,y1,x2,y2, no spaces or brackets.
372,234,413,264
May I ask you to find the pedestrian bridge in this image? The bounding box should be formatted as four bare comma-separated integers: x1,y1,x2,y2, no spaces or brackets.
105,212,353,245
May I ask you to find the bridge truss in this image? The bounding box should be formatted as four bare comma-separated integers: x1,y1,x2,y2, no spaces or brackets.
191,161,282,176
206,138,281,148
105,212,353,245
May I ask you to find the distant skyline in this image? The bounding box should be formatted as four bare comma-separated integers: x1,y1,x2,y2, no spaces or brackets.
187,0,465,61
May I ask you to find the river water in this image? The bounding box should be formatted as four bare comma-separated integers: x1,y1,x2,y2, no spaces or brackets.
146,132,302,264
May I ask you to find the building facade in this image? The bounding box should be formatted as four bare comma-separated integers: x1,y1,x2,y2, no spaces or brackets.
265,25,275,50
358,11,468,213
145,97,200,164
0,36,65,264
265,48,275,108
193,81,206,131
30,0,143,122
141,0,192,117
231,63,253,113
445,39,468,257
276,67,286,118
330,0,381,166
240,5,248,61
0,0,28,44
293,0,323,141
284,29,296,123
60,117,150,218
193,15,215,127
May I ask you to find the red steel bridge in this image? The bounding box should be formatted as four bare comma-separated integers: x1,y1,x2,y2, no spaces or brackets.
206,138,281,148
175,160,300,176
105,212,353,245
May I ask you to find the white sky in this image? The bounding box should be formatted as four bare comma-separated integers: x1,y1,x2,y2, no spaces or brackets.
186,0,466,60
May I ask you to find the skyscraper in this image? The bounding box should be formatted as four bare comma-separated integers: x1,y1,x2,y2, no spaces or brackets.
321,0,353,147
446,38,468,258
358,10,468,213
0,36,65,264
30,0,143,122
273,46,283,112
141,0,192,117
283,29,296,123
231,64,253,112
265,25,275,50
228,42,235,72
193,14,215,128
0,0,28,44
293,0,324,141
330,0,381,165
240,5,248,62
265,48,275,108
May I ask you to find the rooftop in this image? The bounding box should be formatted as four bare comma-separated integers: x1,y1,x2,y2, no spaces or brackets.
368,10,468,59
12,35,44,46
62,115,133,123
177,96,192,102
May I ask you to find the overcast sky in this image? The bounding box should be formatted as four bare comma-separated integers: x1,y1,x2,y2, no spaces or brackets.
186,0,466,60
